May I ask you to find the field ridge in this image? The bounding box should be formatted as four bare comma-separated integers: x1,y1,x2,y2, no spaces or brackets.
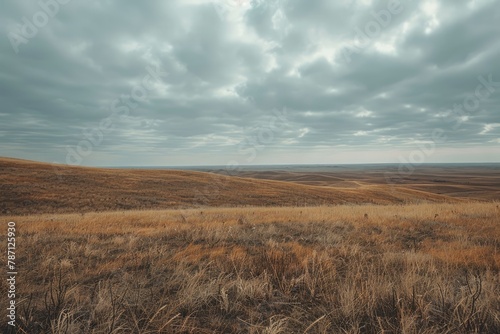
0,157,461,215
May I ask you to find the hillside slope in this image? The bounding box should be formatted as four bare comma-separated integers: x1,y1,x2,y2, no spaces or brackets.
0,157,461,215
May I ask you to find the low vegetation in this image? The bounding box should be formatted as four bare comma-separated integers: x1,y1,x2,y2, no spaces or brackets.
3,202,499,333
0,157,460,216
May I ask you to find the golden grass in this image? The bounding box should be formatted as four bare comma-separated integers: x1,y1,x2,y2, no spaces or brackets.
2,202,499,333
0,157,462,216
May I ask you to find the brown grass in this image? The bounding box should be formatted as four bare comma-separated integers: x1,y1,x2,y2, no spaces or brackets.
2,202,499,333
231,166,500,201
0,157,462,216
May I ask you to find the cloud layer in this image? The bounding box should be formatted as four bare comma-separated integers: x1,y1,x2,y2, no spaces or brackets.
1,0,499,166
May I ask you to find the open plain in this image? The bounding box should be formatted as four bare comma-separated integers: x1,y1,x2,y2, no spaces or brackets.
1,158,499,333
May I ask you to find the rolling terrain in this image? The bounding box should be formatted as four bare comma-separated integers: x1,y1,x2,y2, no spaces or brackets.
221,165,500,201
0,157,463,215
1,157,499,333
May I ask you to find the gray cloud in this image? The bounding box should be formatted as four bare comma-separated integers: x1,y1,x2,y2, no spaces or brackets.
0,0,499,166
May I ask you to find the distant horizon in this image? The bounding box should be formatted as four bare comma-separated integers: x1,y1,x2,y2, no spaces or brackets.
3,155,500,169
1,1,500,167
114,162,500,168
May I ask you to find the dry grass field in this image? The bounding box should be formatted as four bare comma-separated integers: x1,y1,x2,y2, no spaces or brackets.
228,165,500,201
1,158,499,333
2,203,500,333
0,158,461,216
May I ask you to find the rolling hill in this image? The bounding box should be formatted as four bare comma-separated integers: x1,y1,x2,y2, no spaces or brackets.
0,157,461,215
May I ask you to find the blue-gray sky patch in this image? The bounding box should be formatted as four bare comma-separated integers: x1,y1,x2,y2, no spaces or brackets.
0,0,499,166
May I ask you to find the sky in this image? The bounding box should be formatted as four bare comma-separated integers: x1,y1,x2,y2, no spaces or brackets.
0,0,499,167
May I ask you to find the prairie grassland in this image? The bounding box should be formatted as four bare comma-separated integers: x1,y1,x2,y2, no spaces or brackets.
0,157,461,216
3,202,500,333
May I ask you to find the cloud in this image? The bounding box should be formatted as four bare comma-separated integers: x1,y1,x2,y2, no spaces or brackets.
0,0,499,166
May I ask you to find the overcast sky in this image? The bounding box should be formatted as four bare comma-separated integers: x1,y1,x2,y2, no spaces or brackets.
1,0,499,166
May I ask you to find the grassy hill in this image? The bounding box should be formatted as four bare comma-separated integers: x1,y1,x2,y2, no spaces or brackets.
0,157,460,215
1,157,499,333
